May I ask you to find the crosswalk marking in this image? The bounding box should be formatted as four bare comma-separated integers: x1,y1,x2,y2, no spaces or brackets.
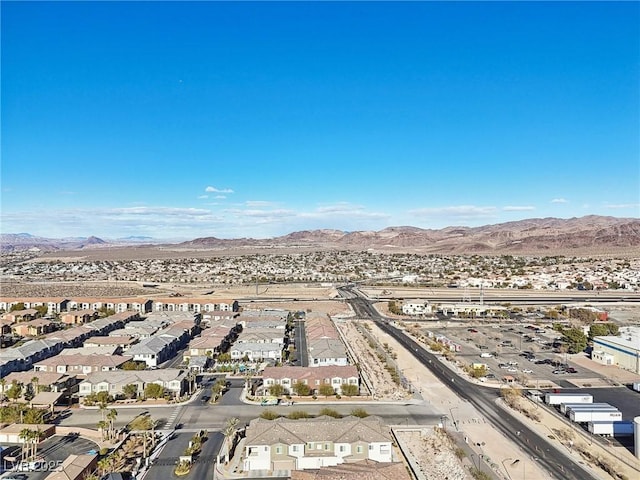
162,406,182,430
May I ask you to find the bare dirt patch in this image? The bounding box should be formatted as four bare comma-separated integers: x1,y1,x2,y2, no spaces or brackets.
394,427,470,480
334,319,410,400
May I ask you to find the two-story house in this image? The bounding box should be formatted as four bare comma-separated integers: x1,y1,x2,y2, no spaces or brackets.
78,368,189,399
242,415,393,472
262,365,359,396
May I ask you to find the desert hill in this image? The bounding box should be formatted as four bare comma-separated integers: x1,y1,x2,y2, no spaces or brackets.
2,215,639,256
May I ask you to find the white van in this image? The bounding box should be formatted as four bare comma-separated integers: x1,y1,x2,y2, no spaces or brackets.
479,353,493,358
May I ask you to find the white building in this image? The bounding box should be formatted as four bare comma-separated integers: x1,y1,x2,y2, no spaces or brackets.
402,300,432,316
592,327,640,374
242,415,393,472
230,342,283,362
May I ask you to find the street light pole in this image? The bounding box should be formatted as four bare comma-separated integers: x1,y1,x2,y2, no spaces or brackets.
449,407,459,431
501,458,513,480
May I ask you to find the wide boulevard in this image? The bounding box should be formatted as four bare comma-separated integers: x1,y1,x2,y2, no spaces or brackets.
341,285,599,480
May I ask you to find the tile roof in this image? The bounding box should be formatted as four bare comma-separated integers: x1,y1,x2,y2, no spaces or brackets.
291,459,411,480
245,416,391,446
34,354,132,368
262,365,358,381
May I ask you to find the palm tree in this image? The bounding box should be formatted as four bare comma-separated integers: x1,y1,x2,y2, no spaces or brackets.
31,376,40,394
19,428,32,462
98,402,108,423
97,420,108,441
149,417,158,448
220,417,239,464
30,428,43,461
106,409,118,441
97,456,113,476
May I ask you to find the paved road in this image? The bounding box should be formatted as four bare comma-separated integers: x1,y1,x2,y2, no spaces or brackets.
341,287,599,480
145,432,223,480
294,320,308,367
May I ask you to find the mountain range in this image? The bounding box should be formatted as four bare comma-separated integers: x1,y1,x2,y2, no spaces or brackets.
2,215,639,255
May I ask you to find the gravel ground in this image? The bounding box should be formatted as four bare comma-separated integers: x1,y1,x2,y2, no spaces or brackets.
334,319,410,400
395,428,470,480
0,281,160,298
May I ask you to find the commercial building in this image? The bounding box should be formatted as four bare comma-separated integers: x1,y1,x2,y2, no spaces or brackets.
592,326,640,374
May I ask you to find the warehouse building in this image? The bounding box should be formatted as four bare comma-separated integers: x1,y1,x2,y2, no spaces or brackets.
592,326,640,374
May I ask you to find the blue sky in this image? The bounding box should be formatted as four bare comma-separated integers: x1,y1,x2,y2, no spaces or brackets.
2,1,639,240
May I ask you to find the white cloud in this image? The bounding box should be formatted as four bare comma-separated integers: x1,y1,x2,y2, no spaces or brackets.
215,195,227,199
551,198,568,204
604,203,640,210
198,195,209,199
205,186,234,194
410,205,498,218
502,205,535,211
103,207,212,217
245,201,278,207
228,208,296,218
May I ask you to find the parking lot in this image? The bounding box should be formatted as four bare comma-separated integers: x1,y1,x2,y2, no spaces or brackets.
425,322,602,387
1,435,99,480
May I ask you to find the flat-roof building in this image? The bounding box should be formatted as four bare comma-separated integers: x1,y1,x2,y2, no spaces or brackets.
593,326,640,374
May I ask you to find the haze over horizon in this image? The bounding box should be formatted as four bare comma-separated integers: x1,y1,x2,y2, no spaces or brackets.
2,2,639,240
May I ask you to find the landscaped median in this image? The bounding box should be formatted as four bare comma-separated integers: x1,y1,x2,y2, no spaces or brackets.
174,429,208,476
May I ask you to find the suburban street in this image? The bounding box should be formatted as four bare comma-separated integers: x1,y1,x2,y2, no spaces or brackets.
145,431,223,480
294,319,308,367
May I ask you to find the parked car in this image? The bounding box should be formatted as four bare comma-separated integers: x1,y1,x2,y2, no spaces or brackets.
522,369,533,374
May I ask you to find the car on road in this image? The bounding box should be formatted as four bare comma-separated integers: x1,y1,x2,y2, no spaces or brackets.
485,373,496,379
522,369,533,374
467,328,478,333
507,367,518,373
1,474,28,480
499,363,510,369
552,369,566,374
565,367,578,373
